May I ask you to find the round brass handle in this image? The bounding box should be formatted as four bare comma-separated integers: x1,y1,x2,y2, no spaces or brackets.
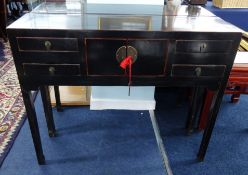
195,67,202,77
44,41,52,50
48,66,55,75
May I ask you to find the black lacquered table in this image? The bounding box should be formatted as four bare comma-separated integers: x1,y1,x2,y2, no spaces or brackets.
7,2,242,166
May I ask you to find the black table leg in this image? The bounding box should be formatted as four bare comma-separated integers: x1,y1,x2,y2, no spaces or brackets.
197,86,225,161
40,86,56,137
21,88,45,164
186,86,200,134
54,86,63,112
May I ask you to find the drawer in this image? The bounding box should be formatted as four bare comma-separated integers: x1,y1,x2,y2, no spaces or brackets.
23,63,81,76
17,37,79,52
86,38,168,76
171,64,226,78
176,40,233,53
172,53,230,65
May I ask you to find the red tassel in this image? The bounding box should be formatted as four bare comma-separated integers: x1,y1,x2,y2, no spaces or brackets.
120,56,133,94
120,56,132,69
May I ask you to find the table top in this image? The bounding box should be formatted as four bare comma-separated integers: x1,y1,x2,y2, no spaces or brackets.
7,3,243,33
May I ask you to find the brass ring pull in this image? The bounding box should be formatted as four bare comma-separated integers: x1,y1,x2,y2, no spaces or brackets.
195,67,202,77
200,43,207,52
44,41,52,50
48,66,55,75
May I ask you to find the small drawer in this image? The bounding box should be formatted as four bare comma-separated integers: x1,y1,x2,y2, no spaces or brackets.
171,64,226,78
17,37,78,52
23,63,81,76
176,40,233,53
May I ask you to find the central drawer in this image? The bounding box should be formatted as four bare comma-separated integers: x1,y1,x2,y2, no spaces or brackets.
85,38,168,76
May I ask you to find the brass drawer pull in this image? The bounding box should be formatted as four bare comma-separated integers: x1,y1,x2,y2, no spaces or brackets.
195,67,202,77
44,40,52,50
200,43,207,52
48,66,55,75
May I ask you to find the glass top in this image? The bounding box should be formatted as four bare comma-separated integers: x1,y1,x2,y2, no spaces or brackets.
8,1,243,33
27,0,214,17
29,1,84,13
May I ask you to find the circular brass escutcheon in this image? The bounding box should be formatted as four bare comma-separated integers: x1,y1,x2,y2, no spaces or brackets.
127,46,138,63
116,45,138,63
116,46,127,63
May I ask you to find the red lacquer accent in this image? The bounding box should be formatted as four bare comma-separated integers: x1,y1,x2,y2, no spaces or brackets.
199,64,248,130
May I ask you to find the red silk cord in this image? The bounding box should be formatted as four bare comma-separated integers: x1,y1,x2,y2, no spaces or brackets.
120,56,133,86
